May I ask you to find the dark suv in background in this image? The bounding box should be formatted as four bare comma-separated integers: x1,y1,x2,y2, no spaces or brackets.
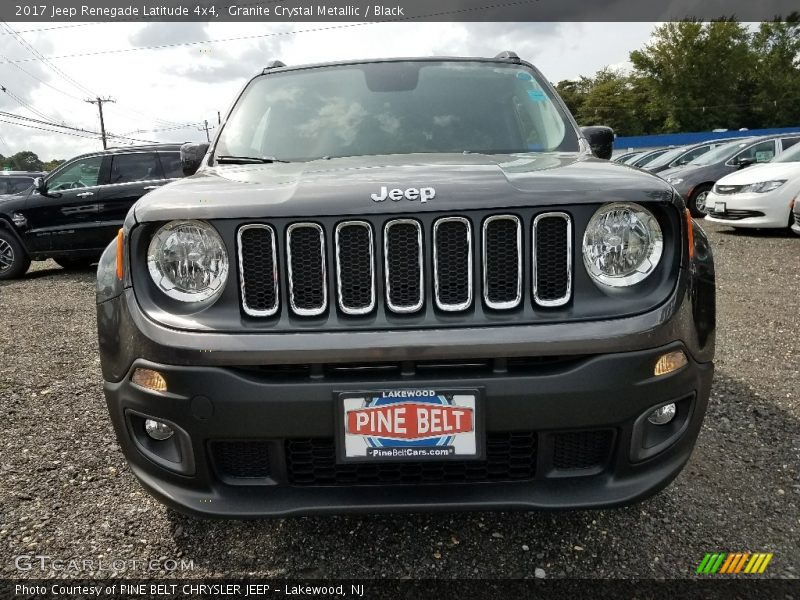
0,144,184,279
0,171,45,197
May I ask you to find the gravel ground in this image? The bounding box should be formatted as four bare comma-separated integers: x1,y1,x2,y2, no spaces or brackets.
0,221,797,580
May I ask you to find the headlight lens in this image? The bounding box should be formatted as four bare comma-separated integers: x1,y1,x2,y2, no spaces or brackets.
583,202,663,287
147,220,229,302
739,180,786,194
667,177,684,185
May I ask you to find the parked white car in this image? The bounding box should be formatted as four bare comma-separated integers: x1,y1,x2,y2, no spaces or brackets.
704,142,800,229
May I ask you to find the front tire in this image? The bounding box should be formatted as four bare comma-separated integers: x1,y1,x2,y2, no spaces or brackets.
689,185,711,218
54,257,96,270
0,229,31,280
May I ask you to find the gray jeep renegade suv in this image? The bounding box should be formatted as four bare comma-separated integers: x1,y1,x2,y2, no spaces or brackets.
95,54,715,517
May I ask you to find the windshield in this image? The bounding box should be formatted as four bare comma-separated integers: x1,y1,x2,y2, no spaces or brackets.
645,146,686,169
689,140,751,166
215,61,578,162
773,143,800,163
632,148,669,167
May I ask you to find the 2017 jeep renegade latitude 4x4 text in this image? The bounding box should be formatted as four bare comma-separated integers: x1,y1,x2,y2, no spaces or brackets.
95,54,715,517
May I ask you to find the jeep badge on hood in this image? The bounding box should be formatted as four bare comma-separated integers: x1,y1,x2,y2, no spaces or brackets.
371,186,436,203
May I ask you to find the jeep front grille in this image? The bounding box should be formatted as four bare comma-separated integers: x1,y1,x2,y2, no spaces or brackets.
236,211,572,319
433,217,472,311
533,213,572,306
286,223,327,316
384,219,424,313
237,224,279,317
335,221,375,314
483,215,522,309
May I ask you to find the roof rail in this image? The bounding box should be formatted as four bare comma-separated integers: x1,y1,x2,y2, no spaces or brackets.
262,60,286,73
494,51,520,62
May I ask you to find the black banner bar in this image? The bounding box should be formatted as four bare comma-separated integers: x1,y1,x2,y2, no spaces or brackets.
2,0,800,23
4,579,799,600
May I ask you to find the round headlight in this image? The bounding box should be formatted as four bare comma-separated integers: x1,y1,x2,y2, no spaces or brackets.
147,220,229,302
582,202,663,287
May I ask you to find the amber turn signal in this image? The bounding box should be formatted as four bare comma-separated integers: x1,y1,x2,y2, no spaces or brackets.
685,209,694,261
654,350,688,377
131,368,168,392
116,229,124,280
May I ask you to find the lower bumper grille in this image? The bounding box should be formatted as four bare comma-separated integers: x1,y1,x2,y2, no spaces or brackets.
285,432,537,486
552,430,613,471
211,441,271,480
707,209,764,220
209,429,616,486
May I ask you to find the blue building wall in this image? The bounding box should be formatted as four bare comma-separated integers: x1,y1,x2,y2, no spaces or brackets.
614,126,800,151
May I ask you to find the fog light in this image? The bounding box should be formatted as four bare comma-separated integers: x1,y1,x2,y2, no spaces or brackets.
647,403,676,425
654,350,688,376
144,419,174,440
131,368,167,392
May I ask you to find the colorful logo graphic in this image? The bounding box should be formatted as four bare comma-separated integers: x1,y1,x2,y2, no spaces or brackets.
342,390,477,459
696,552,773,574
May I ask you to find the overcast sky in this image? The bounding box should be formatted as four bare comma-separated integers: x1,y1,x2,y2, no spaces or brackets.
0,22,654,160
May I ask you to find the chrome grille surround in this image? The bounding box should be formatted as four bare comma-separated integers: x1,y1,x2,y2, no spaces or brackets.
237,224,279,317
286,222,327,316
335,220,376,315
532,212,572,307
432,216,473,312
482,215,522,310
383,218,424,314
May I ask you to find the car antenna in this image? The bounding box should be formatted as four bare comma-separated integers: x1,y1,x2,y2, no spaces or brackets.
262,60,286,73
494,51,520,63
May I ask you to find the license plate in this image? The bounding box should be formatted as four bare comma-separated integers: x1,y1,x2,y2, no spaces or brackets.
714,201,726,214
337,389,482,462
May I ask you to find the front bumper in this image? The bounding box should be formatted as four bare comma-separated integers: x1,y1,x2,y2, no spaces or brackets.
704,190,792,228
104,342,713,517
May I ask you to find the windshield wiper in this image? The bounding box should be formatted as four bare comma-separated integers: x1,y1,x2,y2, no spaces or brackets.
215,155,291,164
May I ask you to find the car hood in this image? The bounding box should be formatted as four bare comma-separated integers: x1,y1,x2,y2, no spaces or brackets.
714,162,800,185
659,164,709,180
134,152,675,223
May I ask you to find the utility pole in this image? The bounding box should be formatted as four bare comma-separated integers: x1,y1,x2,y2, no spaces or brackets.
198,119,214,142
85,96,115,149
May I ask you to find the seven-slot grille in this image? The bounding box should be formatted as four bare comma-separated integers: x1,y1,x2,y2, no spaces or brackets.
237,213,572,318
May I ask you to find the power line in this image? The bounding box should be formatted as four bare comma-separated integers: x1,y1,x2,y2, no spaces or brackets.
0,110,158,144
0,21,98,98
1,83,58,122
0,1,544,66
0,117,102,140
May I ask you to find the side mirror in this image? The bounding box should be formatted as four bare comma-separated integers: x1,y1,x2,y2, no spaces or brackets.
581,126,614,160
33,177,47,194
180,142,209,176
736,158,754,169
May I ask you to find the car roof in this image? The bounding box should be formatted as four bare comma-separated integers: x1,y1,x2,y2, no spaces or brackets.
256,55,532,76
67,143,185,162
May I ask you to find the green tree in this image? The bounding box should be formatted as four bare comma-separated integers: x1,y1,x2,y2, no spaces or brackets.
554,77,593,119
42,159,65,172
574,69,655,136
630,20,754,132
7,150,44,171
748,18,800,128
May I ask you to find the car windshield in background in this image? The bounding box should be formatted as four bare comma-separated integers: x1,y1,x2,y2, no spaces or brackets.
772,142,800,163
215,61,577,162
689,141,750,166
645,146,685,169
0,176,35,195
